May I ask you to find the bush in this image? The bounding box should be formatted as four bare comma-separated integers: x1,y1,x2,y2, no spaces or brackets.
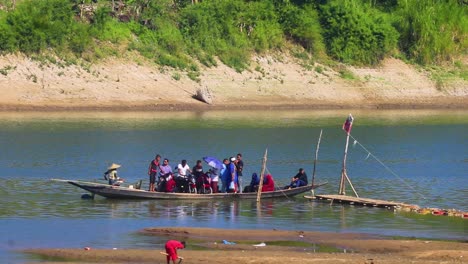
179,0,283,70
319,0,399,65
276,3,325,57
0,19,16,52
68,23,92,54
1,0,84,53
394,0,468,65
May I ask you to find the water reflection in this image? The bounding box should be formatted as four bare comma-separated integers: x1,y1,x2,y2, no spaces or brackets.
0,109,467,130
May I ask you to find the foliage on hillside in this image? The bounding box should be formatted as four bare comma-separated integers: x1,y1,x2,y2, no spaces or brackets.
0,0,466,71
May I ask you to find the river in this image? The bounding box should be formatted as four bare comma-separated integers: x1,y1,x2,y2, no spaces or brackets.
0,110,467,263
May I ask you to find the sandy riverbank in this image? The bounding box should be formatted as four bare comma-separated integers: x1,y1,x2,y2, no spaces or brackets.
23,227,468,264
1,54,467,111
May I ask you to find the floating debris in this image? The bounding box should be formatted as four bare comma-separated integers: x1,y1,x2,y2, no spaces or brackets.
397,205,467,219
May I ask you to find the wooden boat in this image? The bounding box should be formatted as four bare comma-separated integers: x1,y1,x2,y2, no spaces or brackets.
52,179,327,200
54,132,328,200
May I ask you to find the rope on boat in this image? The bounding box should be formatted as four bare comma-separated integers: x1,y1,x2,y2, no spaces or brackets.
349,134,427,200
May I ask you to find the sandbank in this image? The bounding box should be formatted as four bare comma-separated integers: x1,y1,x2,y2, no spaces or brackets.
23,227,468,263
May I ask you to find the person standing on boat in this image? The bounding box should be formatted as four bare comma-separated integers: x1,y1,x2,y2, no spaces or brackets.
228,157,238,193
164,240,185,264
208,167,219,193
235,153,244,193
104,163,123,186
148,154,161,192
157,158,173,192
192,160,204,193
220,158,230,193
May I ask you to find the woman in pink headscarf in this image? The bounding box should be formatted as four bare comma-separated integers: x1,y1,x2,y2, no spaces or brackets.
261,174,275,192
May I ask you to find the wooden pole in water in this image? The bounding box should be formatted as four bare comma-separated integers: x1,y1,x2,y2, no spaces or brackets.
256,148,268,202
344,172,359,197
339,114,359,197
339,130,350,195
312,129,323,193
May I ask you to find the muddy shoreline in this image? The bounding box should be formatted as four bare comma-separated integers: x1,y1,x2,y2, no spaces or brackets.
1,97,467,112
23,227,468,264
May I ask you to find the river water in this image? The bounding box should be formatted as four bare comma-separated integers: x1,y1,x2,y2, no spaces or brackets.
0,110,467,263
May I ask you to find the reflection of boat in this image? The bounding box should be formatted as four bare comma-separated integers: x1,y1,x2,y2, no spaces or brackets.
52,179,327,200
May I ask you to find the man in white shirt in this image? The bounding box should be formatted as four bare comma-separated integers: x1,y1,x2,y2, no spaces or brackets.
177,160,191,177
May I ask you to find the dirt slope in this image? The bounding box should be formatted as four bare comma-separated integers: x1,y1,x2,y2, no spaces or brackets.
1,54,466,110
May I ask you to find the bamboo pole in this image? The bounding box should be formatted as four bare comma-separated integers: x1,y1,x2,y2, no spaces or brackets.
339,114,359,197
311,129,323,197
312,129,323,187
256,148,268,202
344,172,359,197
339,131,351,195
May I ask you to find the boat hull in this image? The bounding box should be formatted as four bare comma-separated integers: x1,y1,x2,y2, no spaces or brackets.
61,180,326,200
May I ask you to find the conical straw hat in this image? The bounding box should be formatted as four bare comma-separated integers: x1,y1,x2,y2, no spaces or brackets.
107,163,121,170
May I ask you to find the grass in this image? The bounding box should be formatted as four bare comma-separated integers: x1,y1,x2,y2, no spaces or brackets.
0,65,16,76
314,66,323,74
425,61,468,91
339,69,357,80
172,72,181,81
187,71,200,82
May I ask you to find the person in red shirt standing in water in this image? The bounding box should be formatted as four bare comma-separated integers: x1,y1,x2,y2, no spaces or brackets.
165,240,185,264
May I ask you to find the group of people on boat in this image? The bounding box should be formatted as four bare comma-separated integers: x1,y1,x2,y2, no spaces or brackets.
146,153,246,194
104,154,309,194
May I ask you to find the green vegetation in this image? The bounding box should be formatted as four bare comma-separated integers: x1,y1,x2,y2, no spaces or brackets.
319,0,399,65
0,65,15,75
394,0,467,65
0,0,466,74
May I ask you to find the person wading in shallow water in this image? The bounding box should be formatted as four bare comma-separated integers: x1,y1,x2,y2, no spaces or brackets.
164,240,185,264
148,154,161,192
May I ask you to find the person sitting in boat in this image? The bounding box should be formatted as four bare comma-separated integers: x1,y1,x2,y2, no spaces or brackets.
104,163,124,186
177,159,192,178
165,176,176,192
243,172,259,193
285,168,308,189
261,174,275,192
174,160,192,193
157,158,173,192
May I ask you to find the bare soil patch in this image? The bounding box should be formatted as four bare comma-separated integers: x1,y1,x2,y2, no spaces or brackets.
1,54,467,111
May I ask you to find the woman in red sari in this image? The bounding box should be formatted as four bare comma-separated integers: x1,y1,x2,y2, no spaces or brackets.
261,174,275,192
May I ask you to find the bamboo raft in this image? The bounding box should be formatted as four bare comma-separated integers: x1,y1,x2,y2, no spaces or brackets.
304,115,468,219
306,194,468,218
305,194,408,209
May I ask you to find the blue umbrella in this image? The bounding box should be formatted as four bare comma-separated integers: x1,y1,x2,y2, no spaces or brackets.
203,156,223,170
